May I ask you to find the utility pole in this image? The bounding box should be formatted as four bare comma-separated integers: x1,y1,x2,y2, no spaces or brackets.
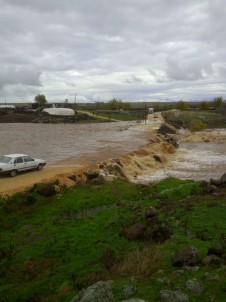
144,101,147,124
74,93,76,111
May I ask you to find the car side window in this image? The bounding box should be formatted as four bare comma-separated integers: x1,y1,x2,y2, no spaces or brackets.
15,157,24,164
23,156,33,162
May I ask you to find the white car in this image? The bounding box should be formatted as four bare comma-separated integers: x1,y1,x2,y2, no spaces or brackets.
0,154,46,177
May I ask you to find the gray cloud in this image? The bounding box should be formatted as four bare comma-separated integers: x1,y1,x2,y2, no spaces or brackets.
0,66,41,88
0,0,225,102
164,57,213,82
124,75,146,85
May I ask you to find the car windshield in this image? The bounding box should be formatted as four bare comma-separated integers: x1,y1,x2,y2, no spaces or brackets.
0,156,12,163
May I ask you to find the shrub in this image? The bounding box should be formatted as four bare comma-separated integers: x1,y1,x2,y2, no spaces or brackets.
175,100,189,111
112,245,161,279
189,118,206,132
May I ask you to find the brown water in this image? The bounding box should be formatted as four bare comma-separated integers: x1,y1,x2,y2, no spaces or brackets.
1,123,225,186
134,128,226,183
0,122,151,167
134,142,226,183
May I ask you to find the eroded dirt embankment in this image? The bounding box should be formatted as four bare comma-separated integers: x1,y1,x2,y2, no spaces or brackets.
133,128,226,183
111,137,175,180
1,116,226,195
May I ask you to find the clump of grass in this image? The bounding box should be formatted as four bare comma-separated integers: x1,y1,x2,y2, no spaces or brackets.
0,243,14,262
56,281,74,300
112,245,161,279
189,118,206,131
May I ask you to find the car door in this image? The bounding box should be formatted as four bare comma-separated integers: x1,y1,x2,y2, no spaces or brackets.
13,156,25,171
23,156,36,170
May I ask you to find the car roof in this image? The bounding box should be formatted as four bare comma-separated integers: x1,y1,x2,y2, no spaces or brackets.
5,154,28,158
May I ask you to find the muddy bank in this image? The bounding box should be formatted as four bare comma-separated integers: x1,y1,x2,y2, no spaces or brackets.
0,111,36,123
0,166,86,195
0,111,97,123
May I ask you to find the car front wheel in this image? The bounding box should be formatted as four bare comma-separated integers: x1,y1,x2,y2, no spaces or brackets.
37,164,43,171
10,169,17,177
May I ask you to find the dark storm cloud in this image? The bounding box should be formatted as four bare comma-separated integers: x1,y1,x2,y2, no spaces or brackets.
0,0,225,102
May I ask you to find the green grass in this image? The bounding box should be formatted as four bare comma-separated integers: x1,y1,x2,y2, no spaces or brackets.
96,112,143,121
80,110,144,121
0,178,226,301
162,110,226,129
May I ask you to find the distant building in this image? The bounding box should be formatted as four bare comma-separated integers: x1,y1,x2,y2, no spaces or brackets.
148,107,154,114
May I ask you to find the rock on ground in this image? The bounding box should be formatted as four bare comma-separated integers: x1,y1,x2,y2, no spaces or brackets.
70,281,114,302
186,279,204,295
160,290,189,302
172,246,200,267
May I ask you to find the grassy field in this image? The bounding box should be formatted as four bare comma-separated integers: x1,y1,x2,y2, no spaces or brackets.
0,178,226,301
95,112,144,121
162,110,226,129
78,110,144,122
78,109,226,126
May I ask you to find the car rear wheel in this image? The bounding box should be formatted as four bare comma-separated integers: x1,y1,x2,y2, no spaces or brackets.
37,164,43,171
10,169,17,177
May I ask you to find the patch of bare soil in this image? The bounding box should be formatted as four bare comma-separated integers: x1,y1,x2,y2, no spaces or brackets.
0,165,92,196
0,111,36,123
0,111,97,123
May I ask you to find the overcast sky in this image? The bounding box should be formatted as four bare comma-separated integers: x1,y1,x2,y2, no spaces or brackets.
0,0,225,103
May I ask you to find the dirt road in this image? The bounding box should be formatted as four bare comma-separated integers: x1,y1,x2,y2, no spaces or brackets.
0,165,88,195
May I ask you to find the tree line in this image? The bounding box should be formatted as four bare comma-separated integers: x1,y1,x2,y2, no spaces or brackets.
175,97,224,110
34,94,224,111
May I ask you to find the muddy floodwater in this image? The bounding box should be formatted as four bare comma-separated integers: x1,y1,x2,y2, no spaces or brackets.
135,129,226,183
0,122,151,167
1,123,226,193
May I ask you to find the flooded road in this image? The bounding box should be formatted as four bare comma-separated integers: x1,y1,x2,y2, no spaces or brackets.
1,122,226,195
0,122,151,167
